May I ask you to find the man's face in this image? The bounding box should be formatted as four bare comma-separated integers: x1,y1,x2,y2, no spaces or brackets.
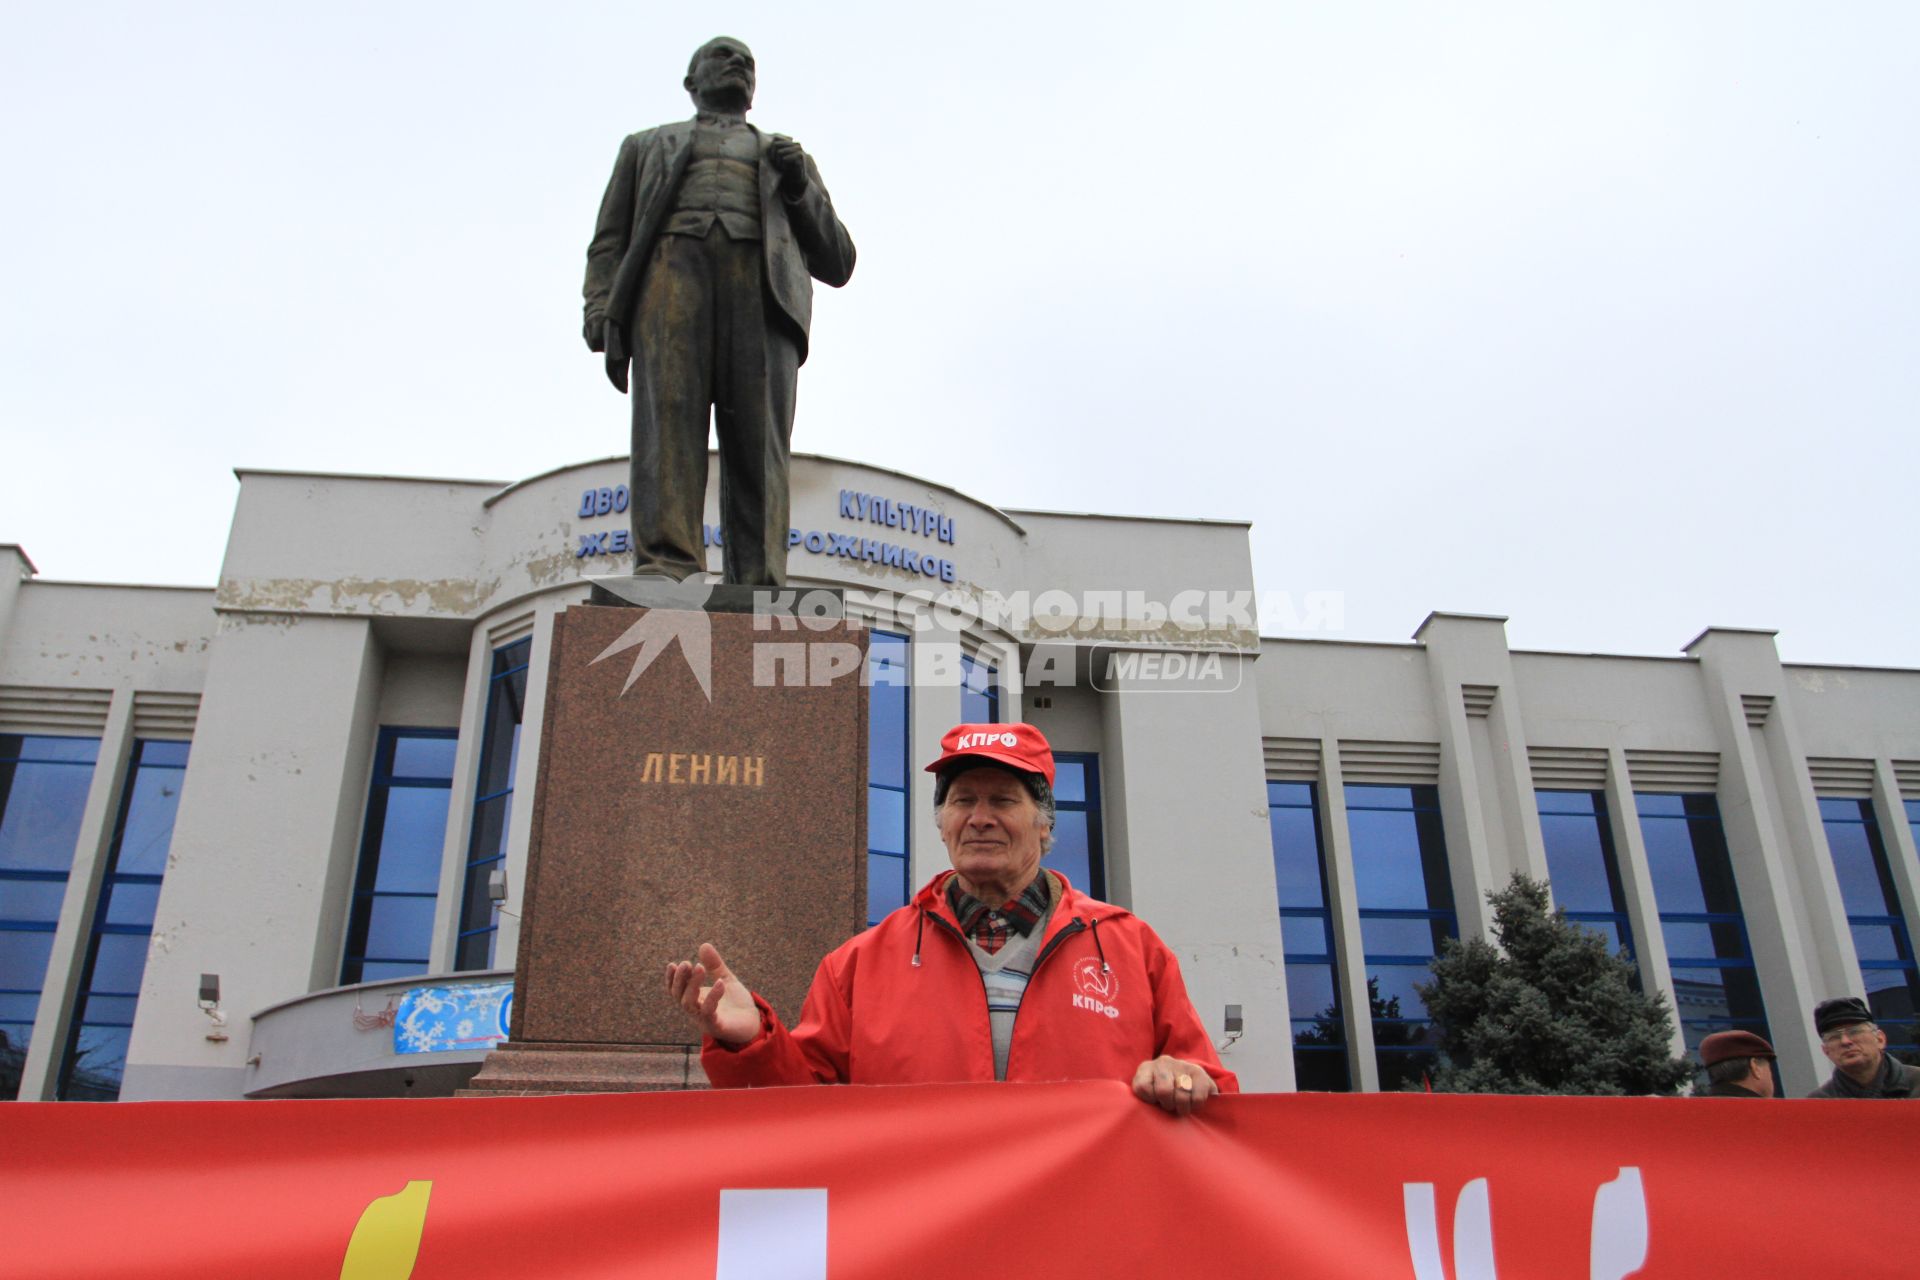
685,39,755,111
1820,1021,1887,1077
939,767,1046,895
1747,1059,1777,1098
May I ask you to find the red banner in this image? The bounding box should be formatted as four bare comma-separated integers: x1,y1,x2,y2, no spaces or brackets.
4,1083,1912,1278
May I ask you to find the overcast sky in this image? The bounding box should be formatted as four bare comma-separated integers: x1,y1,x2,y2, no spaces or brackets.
3,3,1915,666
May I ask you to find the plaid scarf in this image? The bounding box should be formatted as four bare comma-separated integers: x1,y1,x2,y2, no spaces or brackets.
947,873,1050,955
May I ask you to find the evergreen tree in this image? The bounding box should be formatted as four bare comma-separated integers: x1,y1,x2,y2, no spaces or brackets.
1416,874,1692,1095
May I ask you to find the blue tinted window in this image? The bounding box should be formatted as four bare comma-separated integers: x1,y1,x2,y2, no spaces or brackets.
1820,797,1919,1059
1636,792,1770,1060
1052,758,1087,804
458,640,530,970
343,728,456,985
391,735,458,779
2,736,100,765
1,735,100,1100
867,786,907,855
866,633,910,924
1536,790,1599,816
1347,784,1453,1091
57,739,187,1101
1270,803,1325,910
867,853,908,925
1537,790,1634,958
1043,752,1104,898
1268,780,1349,1091
959,654,999,726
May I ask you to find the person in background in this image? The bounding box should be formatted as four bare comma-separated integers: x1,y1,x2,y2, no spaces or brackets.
1695,1029,1776,1097
1807,996,1920,1098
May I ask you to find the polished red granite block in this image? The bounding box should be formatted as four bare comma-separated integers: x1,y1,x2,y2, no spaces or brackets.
508,604,867,1050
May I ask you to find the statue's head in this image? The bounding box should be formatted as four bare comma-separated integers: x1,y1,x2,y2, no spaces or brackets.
685,37,755,113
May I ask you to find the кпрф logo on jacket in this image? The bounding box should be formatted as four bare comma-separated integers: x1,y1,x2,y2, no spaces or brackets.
1070,956,1120,1019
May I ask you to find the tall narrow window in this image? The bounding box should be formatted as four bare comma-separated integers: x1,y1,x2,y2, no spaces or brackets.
342,729,457,985
57,739,188,1100
1268,781,1349,1091
0,734,100,1100
959,654,999,725
1637,793,1770,1055
1537,791,1634,955
1045,753,1104,899
1346,784,1455,1091
866,631,910,925
1820,797,1919,1060
458,639,530,971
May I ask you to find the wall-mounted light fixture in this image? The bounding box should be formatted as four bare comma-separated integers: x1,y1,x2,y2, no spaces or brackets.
1218,1003,1244,1052
199,972,229,1043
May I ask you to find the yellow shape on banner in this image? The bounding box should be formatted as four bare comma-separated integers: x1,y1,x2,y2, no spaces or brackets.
339,1180,432,1279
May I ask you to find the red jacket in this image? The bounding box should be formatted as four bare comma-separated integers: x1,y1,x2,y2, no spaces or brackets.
703,870,1239,1092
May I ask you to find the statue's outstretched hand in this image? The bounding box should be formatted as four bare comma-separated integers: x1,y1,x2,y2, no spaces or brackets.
665,942,760,1046
768,135,811,199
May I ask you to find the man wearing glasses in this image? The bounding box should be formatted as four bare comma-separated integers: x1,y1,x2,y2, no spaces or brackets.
1807,996,1920,1098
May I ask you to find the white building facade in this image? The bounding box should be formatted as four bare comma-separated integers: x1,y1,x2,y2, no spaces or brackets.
2,454,1915,1101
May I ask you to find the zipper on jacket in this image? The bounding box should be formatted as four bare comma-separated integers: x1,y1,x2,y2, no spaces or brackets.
921,910,998,1050
1002,916,1087,1078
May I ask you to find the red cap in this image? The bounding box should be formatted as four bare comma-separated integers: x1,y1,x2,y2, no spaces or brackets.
924,723,1055,787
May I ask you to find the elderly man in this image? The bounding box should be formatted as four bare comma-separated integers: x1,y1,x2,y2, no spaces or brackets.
583,36,855,586
1807,996,1920,1098
666,723,1237,1114
1696,1030,1776,1098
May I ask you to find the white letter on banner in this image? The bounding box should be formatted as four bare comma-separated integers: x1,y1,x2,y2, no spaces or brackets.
716,1188,826,1280
1403,1179,1498,1280
1404,1183,1445,1280
1589,1167,1647,1280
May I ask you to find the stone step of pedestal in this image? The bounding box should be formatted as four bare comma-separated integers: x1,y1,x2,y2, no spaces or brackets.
457,1043,711,1097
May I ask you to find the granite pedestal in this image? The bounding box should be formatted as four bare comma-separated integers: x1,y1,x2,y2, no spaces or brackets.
463,587,867,1095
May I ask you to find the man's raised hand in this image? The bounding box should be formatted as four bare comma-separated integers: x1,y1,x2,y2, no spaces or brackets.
664,942,760,1046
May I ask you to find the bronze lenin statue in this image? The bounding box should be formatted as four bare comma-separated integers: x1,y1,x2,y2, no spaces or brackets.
582,37,856,587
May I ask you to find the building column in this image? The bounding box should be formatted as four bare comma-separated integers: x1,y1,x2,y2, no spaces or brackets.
906,622,964,896
0,546,35,655
1411,613,1549,940
428,615,510,972
18,688,135,1099
1318,735,1378,1093
488,600,563,971
1870,759,1920,974
1602,746,1687,1062
1682,628,1829,1091
1097,650,1291,1092
122,614,383,1101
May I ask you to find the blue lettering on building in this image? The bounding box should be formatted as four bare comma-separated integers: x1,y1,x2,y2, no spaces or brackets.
578,485,631,518
568,484,960,580
837,489,956,545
